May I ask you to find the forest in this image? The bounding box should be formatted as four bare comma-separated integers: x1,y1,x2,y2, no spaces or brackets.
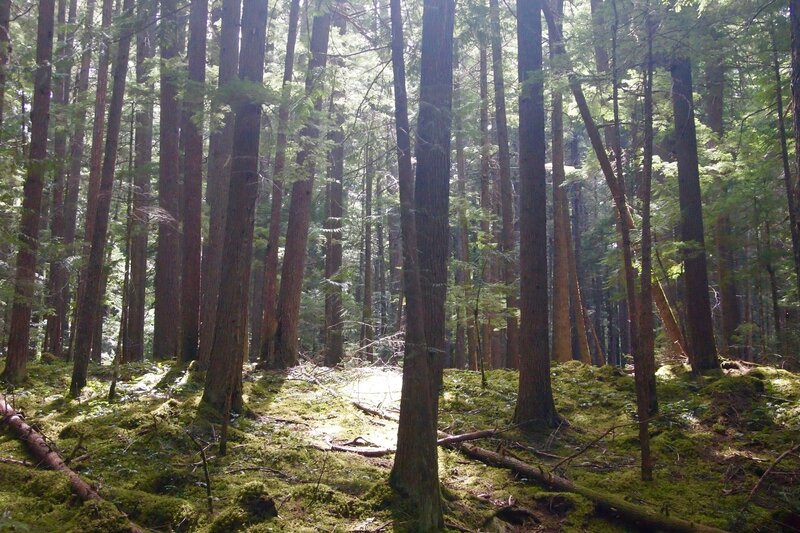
0,0,799,529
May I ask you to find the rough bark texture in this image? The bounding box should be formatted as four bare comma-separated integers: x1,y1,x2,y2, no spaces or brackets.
70,0,134,395
126,0,156,363
324,111,345,367
272,8,332,369
478,41,494,369
154,0,182,361
387,0,451,527
790,0,800,298
488,0,519,368
179,0,208,363
2,0,56,383
0,0,9,131
256,0,300,366
361,139,375,361
670,57,719,372
197,0,241,370
200,0,268,413
514,0,557,426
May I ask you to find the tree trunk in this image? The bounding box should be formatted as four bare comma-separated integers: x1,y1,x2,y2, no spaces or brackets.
376,169,388,337
200,0,268,413
361,137,374,361
179,0,208,363
69,0,134,395
514,0,557,426
488,0,518,368
44,0,73,358
387,0,451,526
257,0,301,366
0,0,9,132
2,0,56,383
324,110,345,366
125,0,156,363
478,41,494,369
154,0,182,361
790,0,800,299
704,58,740,357
670,57,718,372
272,7,332,368
550,0,571,364
197,0,241,369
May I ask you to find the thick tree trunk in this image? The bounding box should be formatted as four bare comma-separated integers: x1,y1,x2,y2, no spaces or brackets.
179,0,208,363
69,0,134,395
200,0,268,413
670,57,718,372
478,41,494,369
324,110,345,367
514,0,557,426
154,0,182,361
197,0,241,369
387,0,451,527
257,0,301,366
2,0,56,383
272,8,332,368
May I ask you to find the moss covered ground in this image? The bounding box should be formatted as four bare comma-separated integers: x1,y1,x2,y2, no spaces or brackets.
0,359,797,532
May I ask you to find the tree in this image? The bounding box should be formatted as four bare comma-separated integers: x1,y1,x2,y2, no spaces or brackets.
197,0,242,370
256,0,301,366
670,57,719,372
69,0,135,395
154,0,182,361
126,0,156,363
0,0,9,132
2,0,57,383
324,109,345,366
790,0,800,298
514,0,557,426
387,0,453,526
360,137,375,361
179,0,208,363
200,0,269,413
272,6,333,369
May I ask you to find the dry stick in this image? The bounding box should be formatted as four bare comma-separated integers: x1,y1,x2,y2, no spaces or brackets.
549,418,651,473
746,442,800,504
185,431,213,513
0,395,143,532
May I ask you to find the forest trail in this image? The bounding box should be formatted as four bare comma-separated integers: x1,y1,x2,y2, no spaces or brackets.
0,361,797,532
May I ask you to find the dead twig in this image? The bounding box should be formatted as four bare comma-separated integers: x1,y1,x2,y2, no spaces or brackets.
746,442,800,504
185,431,213,513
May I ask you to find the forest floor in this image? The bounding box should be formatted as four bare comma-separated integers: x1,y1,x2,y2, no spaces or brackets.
0,358,798,532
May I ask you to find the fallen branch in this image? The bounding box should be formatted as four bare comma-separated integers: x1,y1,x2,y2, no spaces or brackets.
0,456,32,467
352,401,398,422
330,444,395,457
746,442,800,504
185,430,213,513
0,394,143,533
442,436,729,533
437,429,498,446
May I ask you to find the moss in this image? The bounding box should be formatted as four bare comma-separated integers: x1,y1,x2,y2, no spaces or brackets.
106,487,198,530
235,481,277,520
67,500,130,533
208,508,249,533
135,466,194,494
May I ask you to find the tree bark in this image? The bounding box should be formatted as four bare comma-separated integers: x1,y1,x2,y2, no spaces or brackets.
70,0,135,395
272,7,332,368
324,109,345,367
488,0,518,368
154,0,182,361
2,0,56,383
0,0,9,132
514,0,557,426
361,137,375,361
478,41,494,369
387,0,451,526
200,0,268,413
196,0,241,369
125,0,156,363
790,0,800,299
179,0,208,363
670,57,718,372
256,0,301,366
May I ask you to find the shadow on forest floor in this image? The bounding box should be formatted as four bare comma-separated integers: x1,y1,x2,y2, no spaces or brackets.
0,359,798,532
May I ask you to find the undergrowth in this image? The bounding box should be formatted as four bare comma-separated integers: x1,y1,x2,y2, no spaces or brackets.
0,358,796,532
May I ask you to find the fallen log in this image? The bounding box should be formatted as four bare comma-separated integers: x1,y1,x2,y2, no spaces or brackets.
0,394,143,532
445,437,729,533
